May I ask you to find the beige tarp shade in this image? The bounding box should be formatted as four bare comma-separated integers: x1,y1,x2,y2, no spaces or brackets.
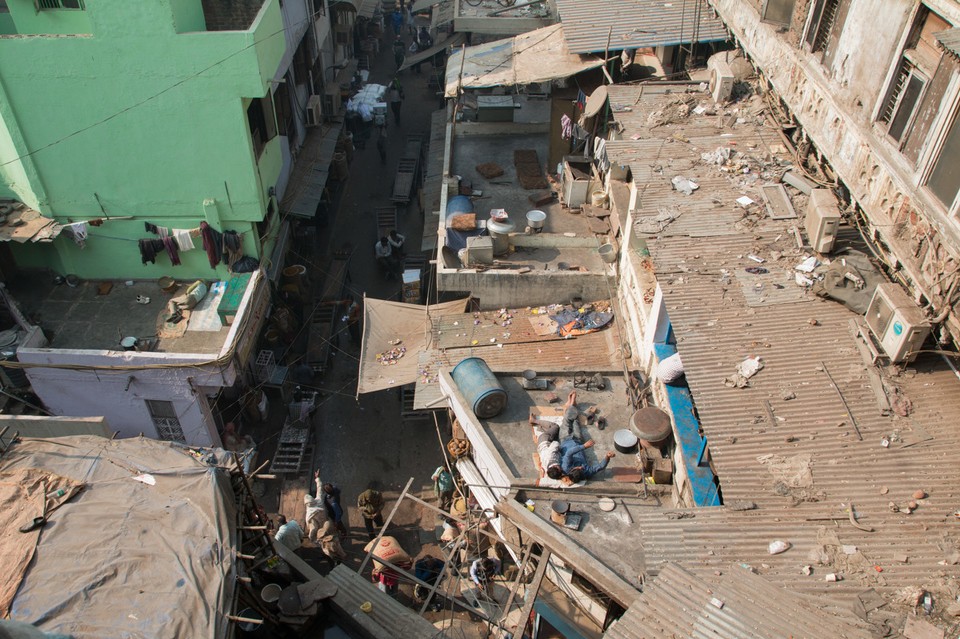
0,436,237,638
445,24,604,97
358,297,469,394
0,468,82,617
399,33,466,71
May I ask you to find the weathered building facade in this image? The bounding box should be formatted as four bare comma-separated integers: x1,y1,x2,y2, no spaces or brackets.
710,0,960,345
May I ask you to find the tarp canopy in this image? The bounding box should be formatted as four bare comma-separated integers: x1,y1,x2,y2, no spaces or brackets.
399,33,466,71
1,436,237,639
444,24,604,97
357,297,469,394
411,0,443,11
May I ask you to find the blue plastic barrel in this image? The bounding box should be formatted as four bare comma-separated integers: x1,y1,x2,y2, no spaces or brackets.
451,357,507,419
446,195,474,216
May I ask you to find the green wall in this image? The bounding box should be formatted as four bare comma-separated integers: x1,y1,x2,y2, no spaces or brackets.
0,0,286,280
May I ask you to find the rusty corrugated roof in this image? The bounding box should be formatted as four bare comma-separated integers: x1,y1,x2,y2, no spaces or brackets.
605,562,871,638
555,0,728,54
607,81,960,612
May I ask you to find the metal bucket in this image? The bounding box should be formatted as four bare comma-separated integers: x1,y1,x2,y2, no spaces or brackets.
451,357,507,419
598,243,617,264
526,209,546,231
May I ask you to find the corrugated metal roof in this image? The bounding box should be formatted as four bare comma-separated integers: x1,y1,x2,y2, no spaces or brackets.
605,563,871,638
555,0,728,54
604,82,960,612
935,28,960,58
325,565,440,638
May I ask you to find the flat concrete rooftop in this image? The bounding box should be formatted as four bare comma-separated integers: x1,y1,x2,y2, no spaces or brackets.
446,131,610,272
481,376,638,480
10,272,235,354
479,375,654,589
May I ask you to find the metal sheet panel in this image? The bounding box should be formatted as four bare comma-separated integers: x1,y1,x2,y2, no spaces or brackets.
605,563,871,638
326,565,440,638
555,0,728,54
605,80,960,613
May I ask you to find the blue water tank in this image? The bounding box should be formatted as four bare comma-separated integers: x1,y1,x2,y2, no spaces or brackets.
451,357,507,419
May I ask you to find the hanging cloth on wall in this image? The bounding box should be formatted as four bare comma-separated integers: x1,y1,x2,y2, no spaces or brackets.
162,236,181,266
172,228,195,252
62,222,88,248
221,230,243,270
139,239,165,264
594,137,610,173
200,222,222,269
560,114,573,140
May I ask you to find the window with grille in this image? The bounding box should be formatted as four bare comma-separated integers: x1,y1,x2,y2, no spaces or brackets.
145,400,186,443
804,0,839,52
36,0,84,9
880,60,927,143
761,0,795,27
927,115,960,209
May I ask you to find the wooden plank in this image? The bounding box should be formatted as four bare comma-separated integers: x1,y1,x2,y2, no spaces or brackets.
515,549,551,638
495,497,640,608
760,183,797,219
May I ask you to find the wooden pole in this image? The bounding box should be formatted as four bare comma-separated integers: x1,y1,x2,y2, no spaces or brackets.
515,550,552,637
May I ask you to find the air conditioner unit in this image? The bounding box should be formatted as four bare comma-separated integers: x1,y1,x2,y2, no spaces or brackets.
708,57,735,104
863,282,931,363
804,188,841,253
306,94,322,127
323,86,342,119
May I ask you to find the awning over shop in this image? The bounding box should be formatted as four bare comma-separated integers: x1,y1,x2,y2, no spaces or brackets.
444,24,604,97
357,296,470,394
399,33,466,71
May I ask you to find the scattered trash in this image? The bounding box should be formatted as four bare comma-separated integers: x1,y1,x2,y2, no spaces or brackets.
825,573,841,582
768,540,791,555
801,565,812,576
725,356,764,388
736,196,755,207
881,437,890,448
671,176,699,195
842,545,858,555
709,597,725,609
132,473,156,486
747,255,765,263
700,146,733,165
913,489,927,500
795,273,814,287
795,256,819,273
745,266,769,275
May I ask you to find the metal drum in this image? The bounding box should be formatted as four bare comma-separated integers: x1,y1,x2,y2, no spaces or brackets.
451,357,507,419
631,407,673,448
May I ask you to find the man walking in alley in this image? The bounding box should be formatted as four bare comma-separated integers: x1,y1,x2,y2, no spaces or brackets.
357,483,385,540
387,77,404,125
432,465,455,512
376,130,387,165
320,475,348,537
392,36,406,71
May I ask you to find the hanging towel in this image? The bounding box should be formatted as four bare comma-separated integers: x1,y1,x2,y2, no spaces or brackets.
222,230,243,269
63,222,88,248
139,239,165,264
162,236,181,266
594,137,609,173
560,114,573,140
172,228,195,252
200,222,222,269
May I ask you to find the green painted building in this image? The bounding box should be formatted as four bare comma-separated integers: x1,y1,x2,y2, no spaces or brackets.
0,0,288,279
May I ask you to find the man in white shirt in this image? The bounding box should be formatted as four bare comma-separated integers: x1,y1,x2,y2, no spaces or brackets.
274,515,303,551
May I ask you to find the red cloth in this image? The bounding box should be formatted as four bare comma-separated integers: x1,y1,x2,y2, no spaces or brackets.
162,236,180,266
200,222,220,269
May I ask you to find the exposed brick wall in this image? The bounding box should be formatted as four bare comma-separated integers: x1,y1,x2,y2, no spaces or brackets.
201,0,265,31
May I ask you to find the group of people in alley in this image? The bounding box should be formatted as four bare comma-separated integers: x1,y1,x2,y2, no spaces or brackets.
532,391,616,483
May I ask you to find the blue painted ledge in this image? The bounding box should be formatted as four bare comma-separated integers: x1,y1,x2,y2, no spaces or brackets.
653,342,721,507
